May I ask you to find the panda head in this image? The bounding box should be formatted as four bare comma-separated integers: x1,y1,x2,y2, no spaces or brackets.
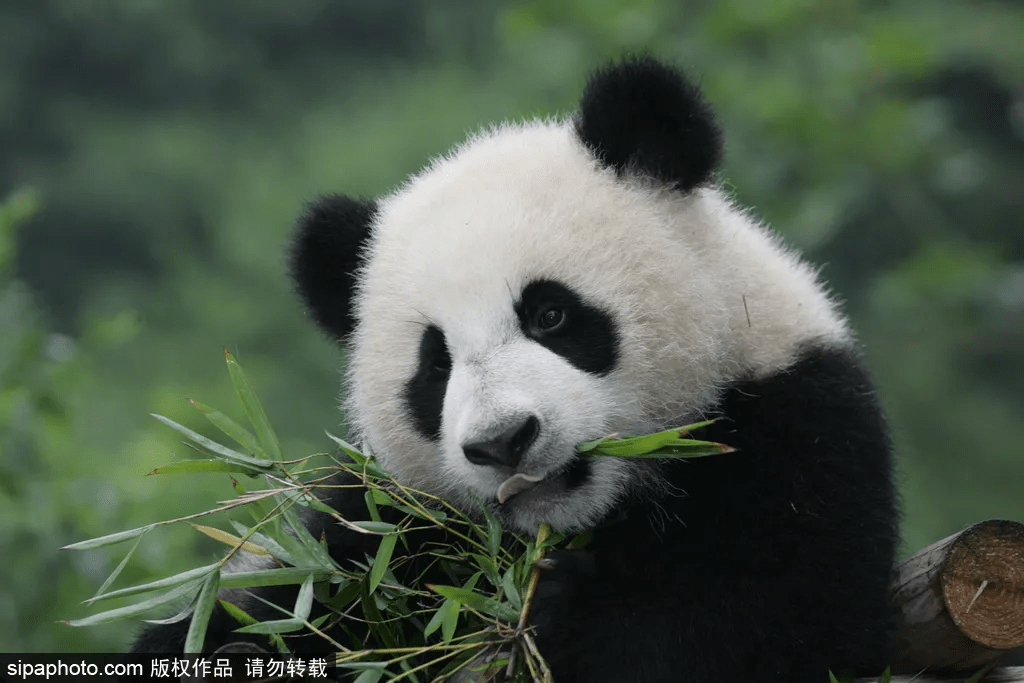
289,58,849,534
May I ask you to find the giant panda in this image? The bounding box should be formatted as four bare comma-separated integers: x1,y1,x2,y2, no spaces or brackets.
131,57,898,682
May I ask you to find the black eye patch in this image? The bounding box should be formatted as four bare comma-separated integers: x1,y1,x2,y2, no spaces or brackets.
404,325,451,440
514,280,619,376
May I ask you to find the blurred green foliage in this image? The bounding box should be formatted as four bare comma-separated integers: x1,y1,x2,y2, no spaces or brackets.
0,0,1021,652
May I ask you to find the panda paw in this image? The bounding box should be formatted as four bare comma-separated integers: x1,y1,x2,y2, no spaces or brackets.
527,548,596,635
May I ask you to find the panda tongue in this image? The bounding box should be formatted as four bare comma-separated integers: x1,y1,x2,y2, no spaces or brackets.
497,473,544,504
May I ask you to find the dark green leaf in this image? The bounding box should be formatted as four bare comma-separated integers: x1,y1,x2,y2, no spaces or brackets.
150,413,274,468
94,535,143,598
62,524,155,551
429,585,519,623
353,670,384,683
66,581,201,627
184,570,220,653
364,490,382,523
423,598,449,639
148,459,263,477
501,567,522,612
369,533,397,594
219,599,257,627
219,567,332,590
224,349,282,461
85,563,220,604
189,398,264,458
351,521,398,534
293,575,315,622
440,596,460,643
234,618,305,635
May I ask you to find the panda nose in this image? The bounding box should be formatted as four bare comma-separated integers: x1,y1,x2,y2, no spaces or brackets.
462,415,540,469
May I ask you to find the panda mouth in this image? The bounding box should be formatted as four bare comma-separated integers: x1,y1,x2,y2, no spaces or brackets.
496,473,543,504
496,455,591,504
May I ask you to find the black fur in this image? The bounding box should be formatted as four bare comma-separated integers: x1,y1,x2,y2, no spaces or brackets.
515,279,619,376
529,344,898,682
575,56,723,191
288,194,376,341
405,324,451,440
128,344,897,682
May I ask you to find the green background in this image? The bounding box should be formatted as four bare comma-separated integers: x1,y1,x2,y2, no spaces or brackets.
1,0,1022,652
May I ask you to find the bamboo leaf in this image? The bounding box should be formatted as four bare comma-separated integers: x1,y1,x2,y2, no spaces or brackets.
350,521,398,534
224,349,282,461
353,670,384,683
587,431,697,456
470,553,499,588
324,432,367,463
587,439,732,458
84,563,220,604
148,459,262,477
370,489,396,507
234,618,305,635
293,575,315,622
150,413,274,468
428,585,519,623
369,533,397,594
66,581,201,627
62,524,154,551
188,523,269,555
394,505,447,523
577,420,722,456
184,570,220,653
423,599,448,639
219,568,333,590
569,527,595,550
94,535,143,598
502,567,522,613
363,490,382,523
219,599,258,627
228,526,299,567
440,597,460,643
189,398,264,458
143,603,194,626
279,498,335,567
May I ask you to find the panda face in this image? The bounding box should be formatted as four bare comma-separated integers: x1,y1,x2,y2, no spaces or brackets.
334,120,734,533
396,275,636,533
292,58,853,535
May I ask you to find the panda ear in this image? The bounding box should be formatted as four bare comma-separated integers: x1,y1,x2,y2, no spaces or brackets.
288,194,376,342
575,56,723,192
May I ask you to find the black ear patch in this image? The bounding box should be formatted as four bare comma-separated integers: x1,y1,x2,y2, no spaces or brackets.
575,56,723,191
288,195,376,342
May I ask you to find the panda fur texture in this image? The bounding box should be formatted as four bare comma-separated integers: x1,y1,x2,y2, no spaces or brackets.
130,57,898,681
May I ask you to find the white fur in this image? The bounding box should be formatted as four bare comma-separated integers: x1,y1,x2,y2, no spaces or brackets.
344,119,850,534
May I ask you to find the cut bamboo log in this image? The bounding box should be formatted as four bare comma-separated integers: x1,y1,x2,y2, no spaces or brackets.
888,519,1024,675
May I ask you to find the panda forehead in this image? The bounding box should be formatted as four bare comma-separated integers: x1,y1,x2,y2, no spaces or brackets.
362,121,671,316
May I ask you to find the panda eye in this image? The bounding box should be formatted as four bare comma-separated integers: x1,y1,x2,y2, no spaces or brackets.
432,355,451,374
537,308,565,332
419,325,452,381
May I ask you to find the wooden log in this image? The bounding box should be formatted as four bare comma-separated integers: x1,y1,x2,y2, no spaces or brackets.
855,666,1024,683
888,519,1024,674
